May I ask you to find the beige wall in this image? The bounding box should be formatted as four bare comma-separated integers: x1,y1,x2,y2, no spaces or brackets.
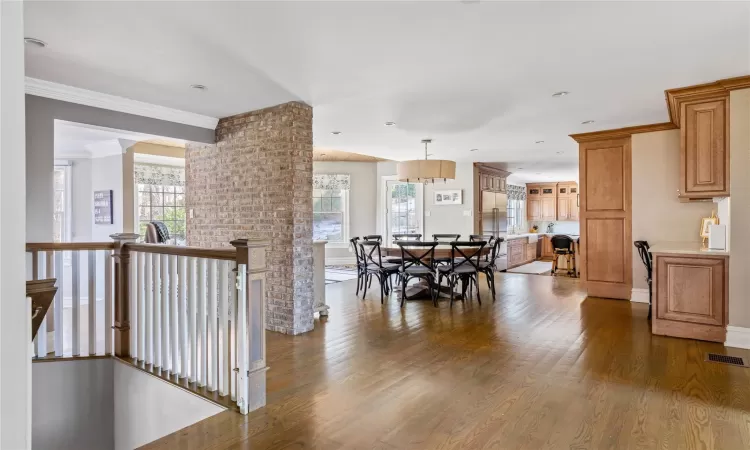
729,89,750,328
631,130,714,289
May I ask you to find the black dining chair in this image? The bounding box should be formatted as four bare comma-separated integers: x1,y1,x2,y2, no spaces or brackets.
363,235,382,243
634,241,653,319
550,235,575,276
359,240,400,304
349,237,367,295
432,234,460,266
365,234,402,264
393,233,422,242
478,237,503,298
470,235,495,261
437,241,486,307
397,241,439,307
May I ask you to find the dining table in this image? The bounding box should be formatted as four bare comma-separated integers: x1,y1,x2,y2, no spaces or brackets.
381,242,491,300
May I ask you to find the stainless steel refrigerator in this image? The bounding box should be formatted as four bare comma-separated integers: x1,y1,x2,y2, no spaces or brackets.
481,190,508,270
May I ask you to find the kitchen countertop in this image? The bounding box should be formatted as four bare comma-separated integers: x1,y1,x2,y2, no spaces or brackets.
648,241,730,257
505,233,580,240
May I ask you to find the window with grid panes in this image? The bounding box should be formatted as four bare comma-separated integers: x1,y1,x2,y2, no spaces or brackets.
312,188,348,242
135,163,186,245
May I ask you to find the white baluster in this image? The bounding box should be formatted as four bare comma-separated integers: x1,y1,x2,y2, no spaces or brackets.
188,257,197,382
105,250,113,356
72,251,81,356
129,250,136,358
170,254,179,374
137,251,146,360
219,260,229,396
54,251,64,357
145,253,153,364
236,263,248,414
161,254,169,371
88,250,97,356
37,252,51,357
32,251,39,357
179,256,188,379
230,263,237,401
153,253,161,367
198,258,207,386
208,259,217,391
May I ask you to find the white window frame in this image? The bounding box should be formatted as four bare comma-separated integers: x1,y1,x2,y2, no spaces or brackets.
379,175,424,243
312,188,350,247
53,162,73,243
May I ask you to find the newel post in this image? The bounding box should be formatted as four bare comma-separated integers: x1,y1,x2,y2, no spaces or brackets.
110,233,139,358
230,238,269,413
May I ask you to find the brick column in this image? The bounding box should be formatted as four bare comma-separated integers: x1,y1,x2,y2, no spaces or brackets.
186,102,314,334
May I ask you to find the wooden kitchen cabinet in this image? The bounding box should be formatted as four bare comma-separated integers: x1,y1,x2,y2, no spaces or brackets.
526,182,578,222
679,97,729,198
506,237,538,269
651,248,728,342
541,198,556,221
540,235,554,260
525,241,537,261
527,197,541,221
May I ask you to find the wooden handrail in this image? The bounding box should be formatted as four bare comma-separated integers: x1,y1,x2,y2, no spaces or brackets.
27,279,57,341
26,242,115,251
124,243,237,261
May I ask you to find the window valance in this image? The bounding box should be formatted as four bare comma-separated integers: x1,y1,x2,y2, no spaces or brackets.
507,184,526,200
135,163,185,187
313,174,350,190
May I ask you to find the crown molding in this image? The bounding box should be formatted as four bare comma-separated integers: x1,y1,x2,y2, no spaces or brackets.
664,75,750,125
569,122,677,143
25,77,219,130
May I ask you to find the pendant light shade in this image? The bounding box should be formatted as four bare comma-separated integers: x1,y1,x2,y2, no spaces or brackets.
396,139,456,183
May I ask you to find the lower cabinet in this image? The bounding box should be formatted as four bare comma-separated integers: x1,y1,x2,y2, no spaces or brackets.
507,238,538,269
540,236,554,260
652,252,728,342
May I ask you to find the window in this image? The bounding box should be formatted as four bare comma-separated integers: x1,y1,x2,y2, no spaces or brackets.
135,163,186,245
53,165,71,243
506,184,527,234
312,174,350,243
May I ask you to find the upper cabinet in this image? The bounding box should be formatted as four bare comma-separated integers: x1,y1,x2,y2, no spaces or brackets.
679,97,729,198
526,182,578,222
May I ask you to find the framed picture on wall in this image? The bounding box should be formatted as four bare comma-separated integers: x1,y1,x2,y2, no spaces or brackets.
94,190,114,225
434,189,462,205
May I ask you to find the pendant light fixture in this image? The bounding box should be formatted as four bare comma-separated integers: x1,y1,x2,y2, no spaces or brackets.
396,139,456,184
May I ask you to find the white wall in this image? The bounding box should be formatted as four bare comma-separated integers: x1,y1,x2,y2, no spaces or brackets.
91,154,125,240
113,361,224,450
1,2,32,448
375,161,475,240
313,161,377,263
423,162,475,239
631,130,714,290
32,359,114,450
70,158,93,241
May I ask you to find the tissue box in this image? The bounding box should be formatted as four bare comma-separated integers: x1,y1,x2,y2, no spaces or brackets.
708,224,726,250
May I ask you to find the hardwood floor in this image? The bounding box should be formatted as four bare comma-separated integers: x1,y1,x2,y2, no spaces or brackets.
142,273,750,450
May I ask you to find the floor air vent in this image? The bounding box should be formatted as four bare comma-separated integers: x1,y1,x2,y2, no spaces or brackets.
706,353,749,367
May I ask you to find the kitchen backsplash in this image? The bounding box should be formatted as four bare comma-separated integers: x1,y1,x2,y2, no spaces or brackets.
529,221,580,235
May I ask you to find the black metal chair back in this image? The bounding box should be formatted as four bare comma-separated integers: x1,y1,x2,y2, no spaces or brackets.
551,235,574,252
450,241,486,271
363,235,382,243
469,234,493,242
433,234,460,243
634,241,652,277
359,240,385,268
397,241,438,272
350,237,363,264
488,237,503,263
393,233,422,241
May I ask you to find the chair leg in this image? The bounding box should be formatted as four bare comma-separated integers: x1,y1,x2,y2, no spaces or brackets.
400,275,408,307
474,275,482,305
490,270,496,299
355,271,361,294
362,274,369,300
449,277,455,307
379,275,385,304
551,255,557,275
429,275,438,307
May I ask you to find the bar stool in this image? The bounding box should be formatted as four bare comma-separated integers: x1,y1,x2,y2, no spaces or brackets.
550,235,576,277
633,240,652,319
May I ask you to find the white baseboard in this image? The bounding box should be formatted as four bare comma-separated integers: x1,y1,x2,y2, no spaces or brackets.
725,326,750,349
630,288,650,304
326,257,355,266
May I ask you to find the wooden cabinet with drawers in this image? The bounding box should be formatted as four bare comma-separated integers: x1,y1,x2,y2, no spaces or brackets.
507,237,538,269
527,182,578,222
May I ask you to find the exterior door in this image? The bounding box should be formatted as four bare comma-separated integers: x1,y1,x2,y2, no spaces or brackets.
579,137,632,299
385,180,423,243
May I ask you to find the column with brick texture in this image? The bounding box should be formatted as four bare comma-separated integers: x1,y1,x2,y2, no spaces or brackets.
186,101,314,334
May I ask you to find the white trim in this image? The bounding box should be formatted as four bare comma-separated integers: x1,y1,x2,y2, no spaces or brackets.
25,77,219,130
725,326,750,349
380,175,425,243
325,256,356,266
630,288,650,304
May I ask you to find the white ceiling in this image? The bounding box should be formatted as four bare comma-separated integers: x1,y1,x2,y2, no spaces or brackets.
54,120,184,159
26,1,750,183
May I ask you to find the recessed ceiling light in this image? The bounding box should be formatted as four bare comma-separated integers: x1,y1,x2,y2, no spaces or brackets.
552,91,569,97
427,153,434,157
556,151,563,154
535,140,545,144
536,172,542,175
190,84,207,91
581,120,595,124
518,167,524,170
24,37,47,48
331,131,342,135
384,121,396,127
470,148,479,152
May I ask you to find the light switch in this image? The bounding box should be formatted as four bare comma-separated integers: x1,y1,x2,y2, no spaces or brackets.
425,211,431,217
463,210,472,217
189,209,194,219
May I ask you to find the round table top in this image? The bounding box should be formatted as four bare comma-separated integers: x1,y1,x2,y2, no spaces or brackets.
381,243,491,259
